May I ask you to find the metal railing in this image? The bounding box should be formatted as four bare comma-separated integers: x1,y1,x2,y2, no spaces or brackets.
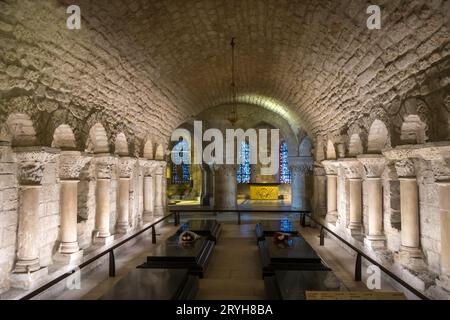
169,207,429,300
20,211,179,300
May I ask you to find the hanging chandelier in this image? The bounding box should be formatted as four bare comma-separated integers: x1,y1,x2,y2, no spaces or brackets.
228,37,238,126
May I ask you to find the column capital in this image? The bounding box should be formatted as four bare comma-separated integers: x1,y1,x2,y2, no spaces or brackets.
289,156,314,175
95,154,117,179
14,147,58,185
140,159,164,176
357,154,386,178
394,158,417,179
321,160,338,175
339,158,363,179
118,156,137,178
60,151,92,180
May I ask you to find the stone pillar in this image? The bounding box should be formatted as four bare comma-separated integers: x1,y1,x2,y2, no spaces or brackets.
322,160,338,223
341,159,364,237
213,164,237,209
394,159,423,262
11,147,57,289
116,157,136,234
289,157,313,210
438,181,450,276
313,165,327,218
143,175,154,221
93,155,116,245
358,155,386,249
153,162,166,216
201,163,211,206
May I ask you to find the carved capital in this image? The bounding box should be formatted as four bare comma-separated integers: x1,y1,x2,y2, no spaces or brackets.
15,147,58,185
95,155,116,179
339,158,363,179
118,157,137,178
430,158,450,182
60,151,92,180
322,160,338,175
140,159,161,176
357,154,386,178
394,159,417,178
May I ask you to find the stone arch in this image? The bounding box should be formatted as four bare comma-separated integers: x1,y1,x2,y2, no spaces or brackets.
143,139,154,159
326,139,337,160
367,119,390,153
114,132,129,156
299,136,313,157
155,144,165,160
400,115,428,144
348,134,363,157
5,113,37,147
86,123,109,154
52,124,76,150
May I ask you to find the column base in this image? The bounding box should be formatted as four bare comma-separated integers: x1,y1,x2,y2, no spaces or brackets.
436,275,450,292
59,241,80,254
53,250,84,265
143,211,154,223
347,222,363,238
14,258,40,273
116,223,131,234
10,267,48,291
364,235,386,250
154,206,164,216
325,211,338,224
93,235,115,246
397,246,425,269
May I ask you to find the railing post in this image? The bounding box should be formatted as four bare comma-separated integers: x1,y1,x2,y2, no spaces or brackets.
319,226,325,246
301,212,306,227
173,211,178,226
177,212,181,226
355,253,362,281
109,250,116,277
238,211,241,225
151,225,156,244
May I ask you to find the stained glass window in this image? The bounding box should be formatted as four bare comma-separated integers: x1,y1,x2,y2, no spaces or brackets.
172,140,190,184
236,141,251,183
279,141,291,184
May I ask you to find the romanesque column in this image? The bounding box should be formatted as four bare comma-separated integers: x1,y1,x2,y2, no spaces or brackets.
438,180,450,280
200,163,211,206
12,148,57,278
213,164,237,209
341,159,364,237
358,154,386,249
313,164,327,218
153,162,166,216
116,157,136,234
94,155,116,245
56,151,91,263
394,159,423,261
322,160,338,223
289,157,313,210
142,160,155,222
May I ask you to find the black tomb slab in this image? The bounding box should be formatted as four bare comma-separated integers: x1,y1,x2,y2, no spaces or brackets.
255,220,298,243
177,219,222,243
265,270,347,300
138,235,214,278
100,268,198,300
259,235,330,277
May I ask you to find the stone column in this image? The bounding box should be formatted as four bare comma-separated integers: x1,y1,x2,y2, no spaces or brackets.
55,151,91,264
213,164,237,209
358,155,386,249
11,147,57,289
341,159,364,237
313,164,327,218
289,157,313,210
394,159,423,262
322,160,338,223
116,157,136,234
143,174,154,221
93,155,116,245
201,163,211,206
153,162,166,216
438,181,450,276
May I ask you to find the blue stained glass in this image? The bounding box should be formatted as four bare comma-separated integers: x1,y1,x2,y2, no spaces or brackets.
280,218,293,232
280,141,291,184
237,141,251,184
172,140,190,184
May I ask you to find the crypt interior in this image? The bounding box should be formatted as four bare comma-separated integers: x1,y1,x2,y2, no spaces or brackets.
0,0,449,300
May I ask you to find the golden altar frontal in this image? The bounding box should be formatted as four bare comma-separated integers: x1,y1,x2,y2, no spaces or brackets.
249,183,279,200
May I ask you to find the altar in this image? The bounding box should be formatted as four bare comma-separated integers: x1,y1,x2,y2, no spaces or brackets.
249,183,280,200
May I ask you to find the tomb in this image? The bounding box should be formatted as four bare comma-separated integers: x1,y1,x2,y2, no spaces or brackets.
177,220,222,244
255,219,299,243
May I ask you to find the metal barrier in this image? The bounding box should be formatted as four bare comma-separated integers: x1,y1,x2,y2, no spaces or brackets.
20,211,178,300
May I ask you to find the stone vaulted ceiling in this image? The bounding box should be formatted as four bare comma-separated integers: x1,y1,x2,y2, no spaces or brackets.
0,0,449,146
